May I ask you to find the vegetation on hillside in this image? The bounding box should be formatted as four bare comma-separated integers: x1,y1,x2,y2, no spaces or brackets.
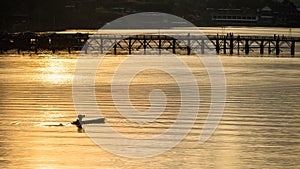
0,0,299,31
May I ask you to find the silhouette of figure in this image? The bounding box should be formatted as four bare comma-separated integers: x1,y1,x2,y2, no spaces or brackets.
71,115,85,129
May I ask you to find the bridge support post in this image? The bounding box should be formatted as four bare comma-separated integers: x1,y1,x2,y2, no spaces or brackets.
245,39,249,55
84,46,87,54
291,40,295,57
100,36,103,54
34,46,38,54
237,35,240,55
172,39,176,54
223,37,226,54
230,34,233,55
260,40,264,55
276,37,280,56
187,33,191,55
144,35,147,55
216,34,220,54
128,38,132,55
268,41,271,55
158,37,162,55
113,35,117,55
201,39,205,54
113,44,117,55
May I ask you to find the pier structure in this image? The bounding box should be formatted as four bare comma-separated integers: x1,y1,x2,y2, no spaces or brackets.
0,32,299,56
84,33,214,55
209,33,298,56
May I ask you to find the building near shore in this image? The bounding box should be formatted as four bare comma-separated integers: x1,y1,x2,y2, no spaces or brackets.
208,0,300,27
208,8,258,26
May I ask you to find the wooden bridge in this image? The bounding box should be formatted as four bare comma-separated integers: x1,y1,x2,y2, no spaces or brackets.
1,32,299,56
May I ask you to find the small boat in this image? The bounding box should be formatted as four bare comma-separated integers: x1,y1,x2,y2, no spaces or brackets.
72,115,105,129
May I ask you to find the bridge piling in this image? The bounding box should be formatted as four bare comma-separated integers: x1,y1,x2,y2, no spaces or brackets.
229,34,234,55
276,37,280,56
216,34,220,54
100,36,103,54
260,40,264,55
113,35,117,55
187,33,191,55
237,35,240,55
128,38,132,55
143,35,147,55
201,39,205,54
158,37,162,55
291,40,295,56
268,40,271,54
223,37,227,55
172,39,176,54
245,39,249,55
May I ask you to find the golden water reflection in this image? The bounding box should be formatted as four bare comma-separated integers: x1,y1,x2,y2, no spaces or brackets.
37,58,74,85
0,56,299,168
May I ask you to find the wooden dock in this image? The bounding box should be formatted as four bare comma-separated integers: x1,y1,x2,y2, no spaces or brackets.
1,32,299,56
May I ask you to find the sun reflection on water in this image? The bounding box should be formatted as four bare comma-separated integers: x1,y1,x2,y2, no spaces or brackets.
38,58,74,85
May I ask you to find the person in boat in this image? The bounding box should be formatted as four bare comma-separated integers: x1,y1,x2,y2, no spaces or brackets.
71,115,85,128
72,114,105,129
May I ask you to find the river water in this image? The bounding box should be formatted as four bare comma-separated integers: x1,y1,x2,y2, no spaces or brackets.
0,53,299,168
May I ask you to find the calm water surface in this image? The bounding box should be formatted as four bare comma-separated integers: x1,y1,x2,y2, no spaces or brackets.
0,55,299,168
